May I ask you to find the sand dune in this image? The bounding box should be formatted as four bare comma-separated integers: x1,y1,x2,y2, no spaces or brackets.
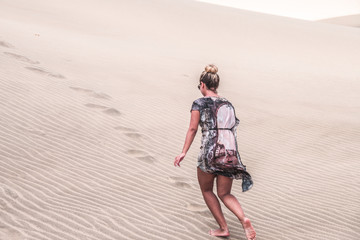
0,0,360,239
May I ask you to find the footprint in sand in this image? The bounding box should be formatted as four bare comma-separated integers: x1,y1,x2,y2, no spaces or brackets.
84,103,108,109
124,132,142,139
114,126,144,139
69,86,93,93
114,126,136,132
4,187,19,200
186,203,208,212
186,203,212,217
25,66,65,79
167,176,192,189
84,103,121,116
103,108,121,116
126,149,156,163
0,41,14,48
0,226,23,240
90,92,112,100
69,86,112,100
3,52,39,64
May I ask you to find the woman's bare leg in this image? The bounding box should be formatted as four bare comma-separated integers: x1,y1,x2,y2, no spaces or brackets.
197,168,229,237
216,175,256,240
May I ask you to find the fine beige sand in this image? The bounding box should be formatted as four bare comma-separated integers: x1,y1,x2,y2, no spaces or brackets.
0,0,360,239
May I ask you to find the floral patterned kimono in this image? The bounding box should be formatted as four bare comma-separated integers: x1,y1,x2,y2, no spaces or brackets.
190,96,253,192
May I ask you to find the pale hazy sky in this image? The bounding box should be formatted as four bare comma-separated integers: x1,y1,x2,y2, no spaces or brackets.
196,0,360,20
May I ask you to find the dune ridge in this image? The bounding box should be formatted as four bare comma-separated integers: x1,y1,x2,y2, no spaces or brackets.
317,13,360,27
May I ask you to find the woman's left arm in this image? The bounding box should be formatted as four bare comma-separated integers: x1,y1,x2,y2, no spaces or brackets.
174,110,200,167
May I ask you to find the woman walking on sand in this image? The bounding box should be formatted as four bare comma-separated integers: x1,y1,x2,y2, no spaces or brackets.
174,64,256,240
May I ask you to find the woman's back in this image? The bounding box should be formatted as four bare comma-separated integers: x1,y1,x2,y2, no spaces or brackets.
191,96,253,192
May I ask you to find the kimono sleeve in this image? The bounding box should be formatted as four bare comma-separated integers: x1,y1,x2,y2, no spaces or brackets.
190,100,201,112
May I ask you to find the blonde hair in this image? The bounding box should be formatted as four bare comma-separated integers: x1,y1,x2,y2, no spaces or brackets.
199,64,220,93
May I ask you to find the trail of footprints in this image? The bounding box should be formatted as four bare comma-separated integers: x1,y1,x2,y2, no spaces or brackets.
1,38,156,165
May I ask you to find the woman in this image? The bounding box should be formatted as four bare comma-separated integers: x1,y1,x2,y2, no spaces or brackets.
174,64,256,240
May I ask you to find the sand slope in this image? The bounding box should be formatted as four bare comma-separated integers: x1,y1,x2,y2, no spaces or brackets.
0,0,360,239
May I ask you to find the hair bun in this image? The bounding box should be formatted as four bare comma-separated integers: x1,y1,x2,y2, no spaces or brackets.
205,64,218,74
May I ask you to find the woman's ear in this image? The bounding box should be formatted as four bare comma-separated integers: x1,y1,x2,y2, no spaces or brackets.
202,82,208,90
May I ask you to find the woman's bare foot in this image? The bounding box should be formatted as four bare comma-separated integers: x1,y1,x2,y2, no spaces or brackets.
242,217,256,240
209,228,230,237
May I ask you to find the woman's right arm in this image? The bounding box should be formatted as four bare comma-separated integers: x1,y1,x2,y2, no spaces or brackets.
174,110,200,167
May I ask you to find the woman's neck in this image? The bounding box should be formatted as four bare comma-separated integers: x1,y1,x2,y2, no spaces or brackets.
204,89,219,97
204,94,219,97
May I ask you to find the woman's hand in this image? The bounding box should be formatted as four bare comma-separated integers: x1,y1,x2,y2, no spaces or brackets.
174,153,186,167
